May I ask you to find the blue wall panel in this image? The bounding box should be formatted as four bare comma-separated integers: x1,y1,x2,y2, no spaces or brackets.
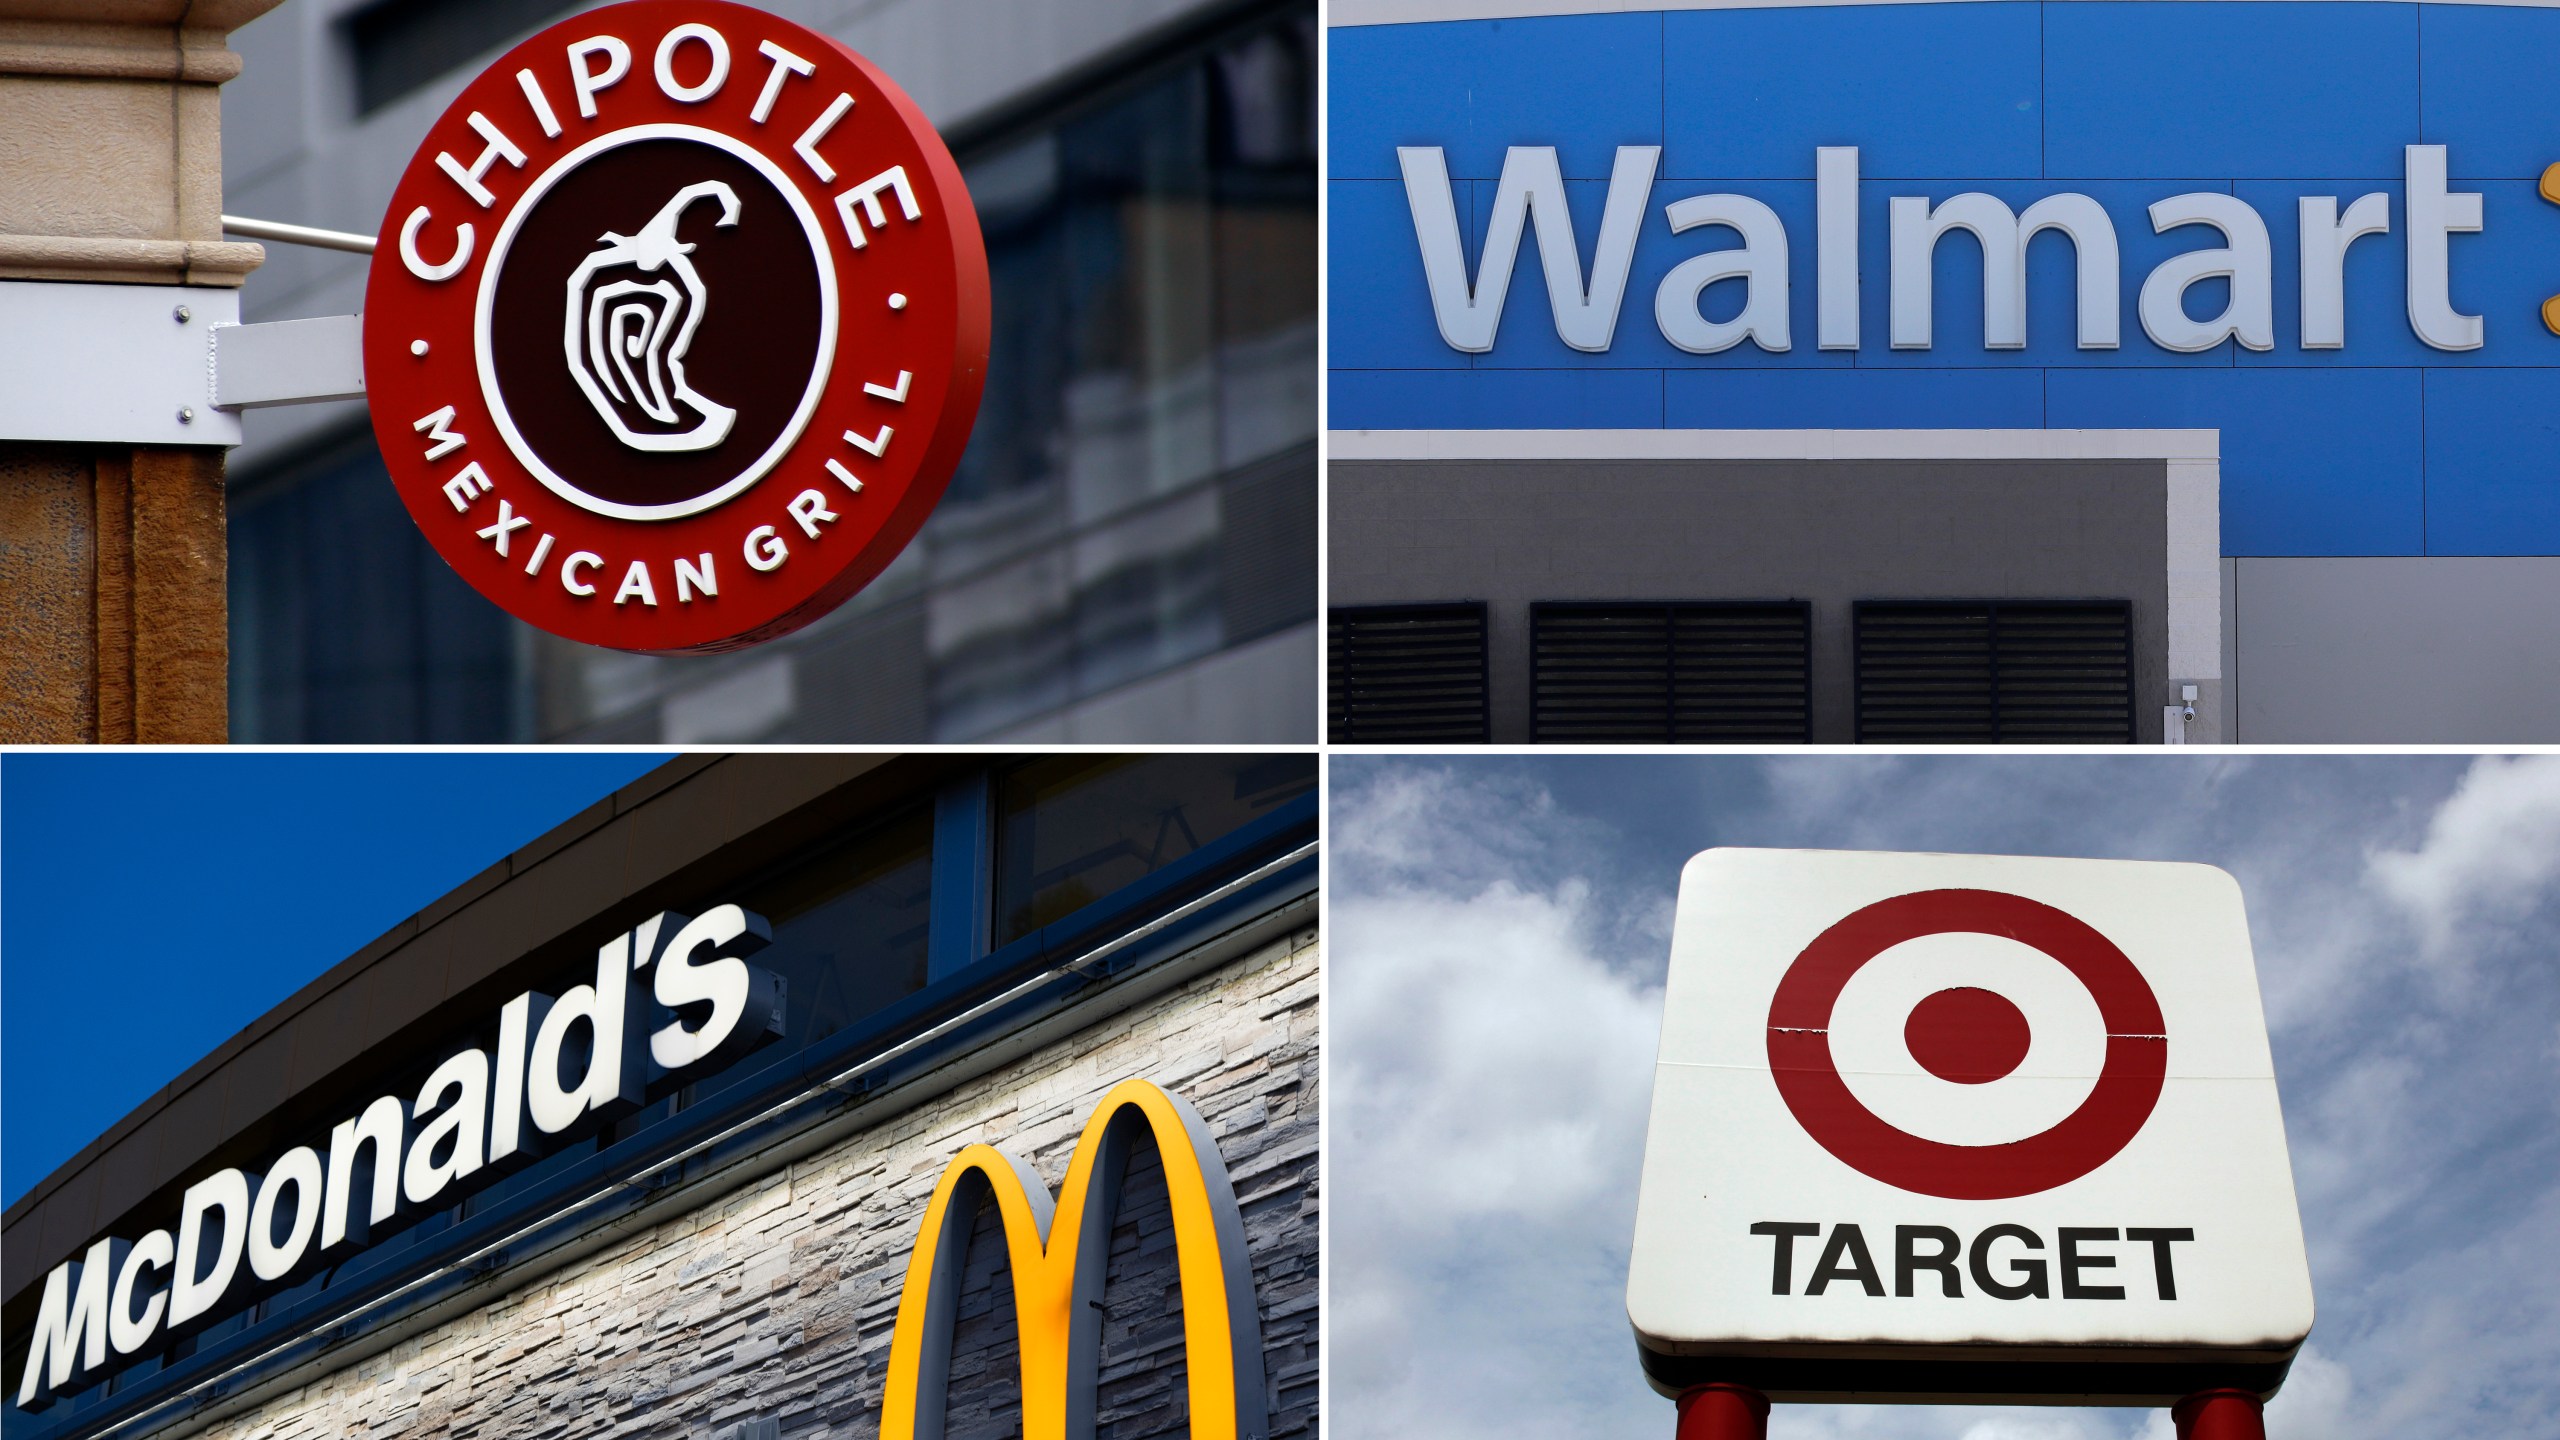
1328,1,2560,556
1660,3,2042,180
1332,369,1665,429
2422,370,2560,556
2048,368,2426,556
2420,5,2560,179
1327,12,1663,181
2043,4,2419,181
1665,368,2046,428
1329,180,1470,370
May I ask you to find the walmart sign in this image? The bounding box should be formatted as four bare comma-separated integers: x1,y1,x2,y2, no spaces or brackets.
1400,143,2499,357
1328,1,2560,558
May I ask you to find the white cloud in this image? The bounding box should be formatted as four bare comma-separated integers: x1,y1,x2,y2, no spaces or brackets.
1331,766,1666,1440
2255,1345,2350,1440
2367,754,2560,964
1334,882,1657,1225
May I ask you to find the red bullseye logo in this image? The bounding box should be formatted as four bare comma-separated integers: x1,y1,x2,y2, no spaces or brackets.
1766,889,2167,1200
1903,986,2032,1084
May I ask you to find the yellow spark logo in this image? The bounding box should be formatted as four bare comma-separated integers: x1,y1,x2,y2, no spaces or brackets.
2545,162,2560,337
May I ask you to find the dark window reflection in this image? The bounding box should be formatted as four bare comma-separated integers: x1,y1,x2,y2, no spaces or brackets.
928,6,1316,737
1211,11,1318,472
992,753,1316,945
343,0,582,115
681,805,935,1104
228,440,523,742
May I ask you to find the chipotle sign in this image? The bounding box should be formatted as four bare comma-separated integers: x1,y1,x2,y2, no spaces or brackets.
364,0,988,652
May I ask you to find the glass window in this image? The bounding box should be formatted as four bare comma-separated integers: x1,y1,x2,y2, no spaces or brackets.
1211,11,1318,472
921,5,1316,738
344,0,582,115
992,753,1316,945
229,442,524,742
681,804,936,1103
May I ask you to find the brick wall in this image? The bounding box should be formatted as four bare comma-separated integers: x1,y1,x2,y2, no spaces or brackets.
196,924,1319,1440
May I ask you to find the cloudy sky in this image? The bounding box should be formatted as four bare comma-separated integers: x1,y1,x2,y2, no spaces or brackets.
1329,754,2560,1440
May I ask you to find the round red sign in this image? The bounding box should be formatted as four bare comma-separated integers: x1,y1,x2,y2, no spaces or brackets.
1764,888,2168,1201
364,0,988,652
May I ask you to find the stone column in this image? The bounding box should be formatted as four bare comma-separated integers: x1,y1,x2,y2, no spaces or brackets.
0,0,281,742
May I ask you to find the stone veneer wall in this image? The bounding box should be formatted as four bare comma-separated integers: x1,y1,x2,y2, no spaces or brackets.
195,924,1319,1440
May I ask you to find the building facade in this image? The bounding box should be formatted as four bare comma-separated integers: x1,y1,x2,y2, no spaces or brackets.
0,0,282,743
2,753,1318,1440
1325,0,2560,744
221,0,1316,742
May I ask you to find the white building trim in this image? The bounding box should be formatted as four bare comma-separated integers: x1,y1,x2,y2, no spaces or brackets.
1329,425,2223,686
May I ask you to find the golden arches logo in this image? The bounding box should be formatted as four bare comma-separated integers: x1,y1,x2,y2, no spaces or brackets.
881,1079,1268,1440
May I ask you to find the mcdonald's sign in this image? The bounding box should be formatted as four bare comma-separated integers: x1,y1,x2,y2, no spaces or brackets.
881,1078,1268,1440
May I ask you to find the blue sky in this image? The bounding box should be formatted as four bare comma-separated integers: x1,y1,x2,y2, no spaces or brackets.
0,751,666,1207
1329,754,2560,1440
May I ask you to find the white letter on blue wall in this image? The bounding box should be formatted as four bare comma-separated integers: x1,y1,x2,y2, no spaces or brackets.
2141,193,2274,353
1889,192,2120,351
2405,144,2483,351
1816,147,1859,350
2299,193,2390,349
1399,144,1660,353
1655,194,1791,354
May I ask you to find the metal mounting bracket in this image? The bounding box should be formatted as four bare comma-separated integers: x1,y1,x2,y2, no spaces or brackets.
0,281,367,447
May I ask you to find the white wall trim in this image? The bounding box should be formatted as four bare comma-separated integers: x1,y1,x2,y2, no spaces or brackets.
1329,427,2220,462
2165,458,2222,683
0,281,244,447
1330,425,2225,689
1331,0,2558,29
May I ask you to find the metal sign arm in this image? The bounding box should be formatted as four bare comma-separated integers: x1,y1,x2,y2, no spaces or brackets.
211,315,366,410
201,216,374,411
220,215,376,256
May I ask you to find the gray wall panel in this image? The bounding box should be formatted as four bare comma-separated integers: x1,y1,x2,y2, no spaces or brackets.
1330,458,2172,743
2232,558,2560,743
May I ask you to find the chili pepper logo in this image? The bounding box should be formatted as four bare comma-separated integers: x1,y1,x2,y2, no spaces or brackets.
563,180,741,452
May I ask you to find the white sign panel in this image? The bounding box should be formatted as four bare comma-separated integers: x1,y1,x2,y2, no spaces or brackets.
1627,849,2312,1404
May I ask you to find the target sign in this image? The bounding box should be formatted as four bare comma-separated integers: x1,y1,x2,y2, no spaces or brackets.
364,0,988,653
1627,848,2313,1406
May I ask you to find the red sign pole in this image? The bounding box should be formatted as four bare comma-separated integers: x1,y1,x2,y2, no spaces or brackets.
2173,1390,2267,1440
1676,1384,1769,1440
1676,1385,2263,1440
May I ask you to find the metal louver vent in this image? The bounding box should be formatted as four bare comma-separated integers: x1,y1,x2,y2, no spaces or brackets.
1854,600,2135,744
1531,602,1811,743
1328,603,1490,742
